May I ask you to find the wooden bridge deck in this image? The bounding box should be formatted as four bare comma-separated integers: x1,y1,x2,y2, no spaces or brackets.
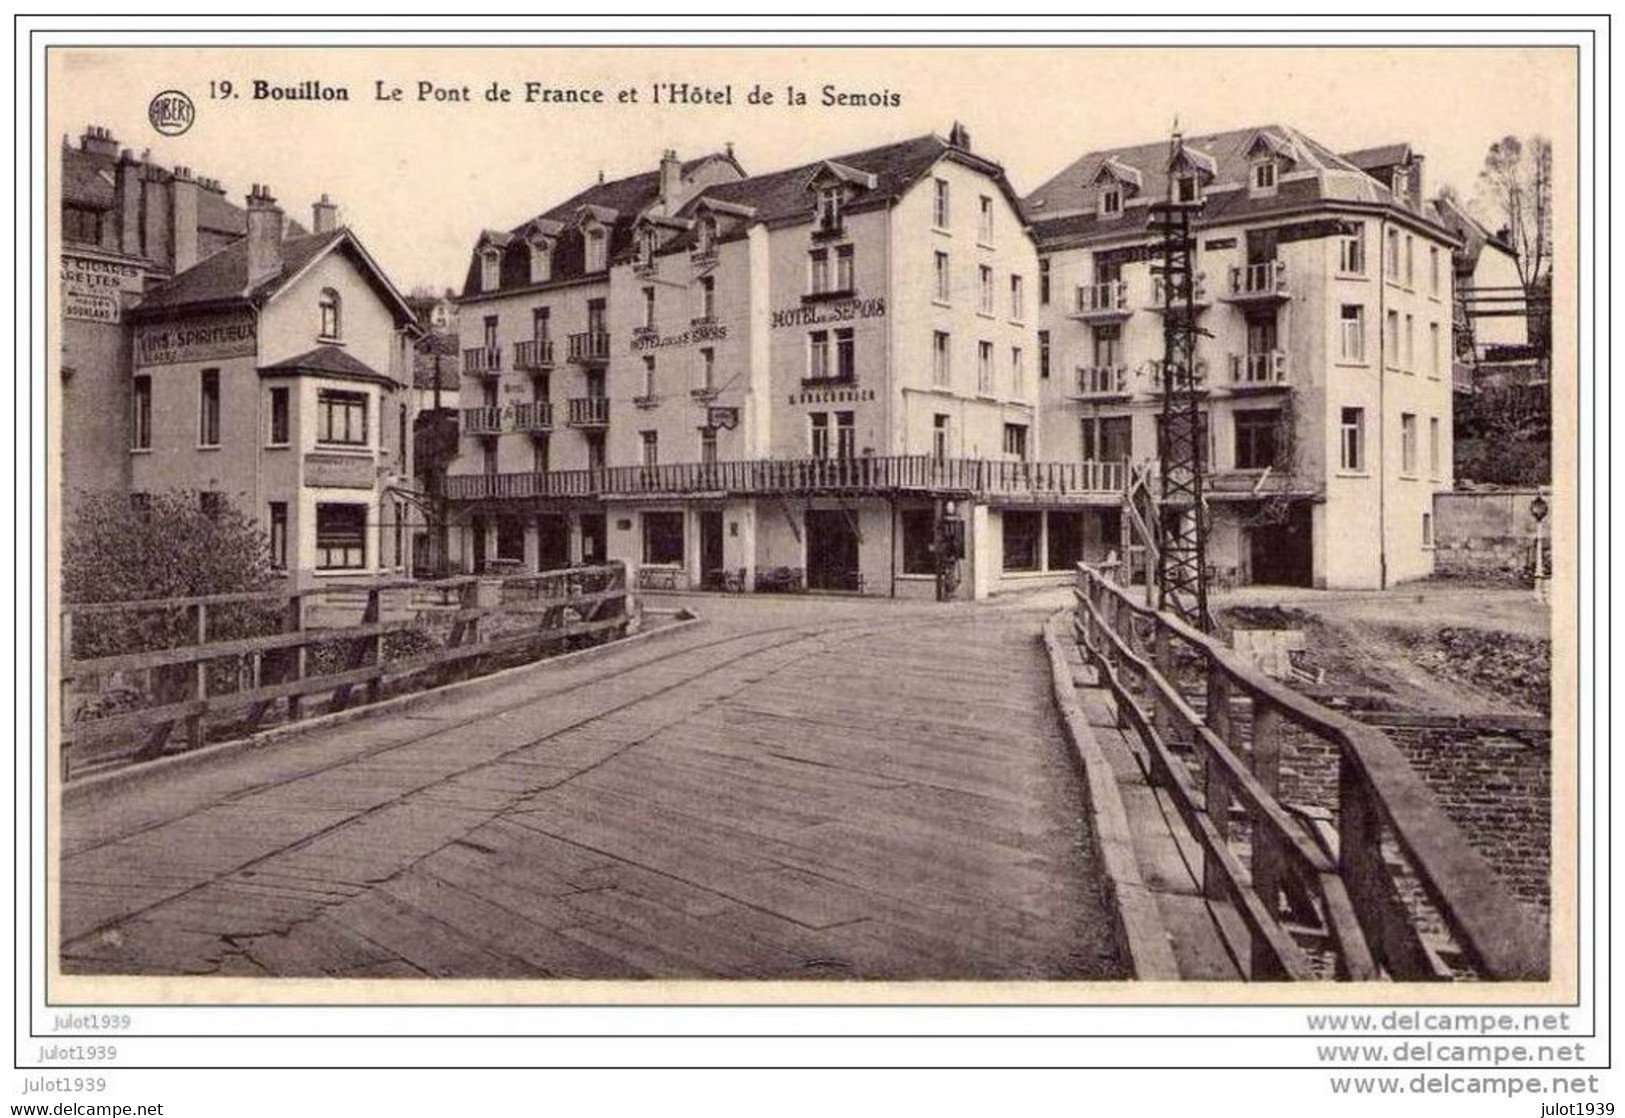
59,595,1126,982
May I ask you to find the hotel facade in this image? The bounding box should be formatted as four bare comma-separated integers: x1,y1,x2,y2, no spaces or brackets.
446,127,1116,599
1026,126,1458,589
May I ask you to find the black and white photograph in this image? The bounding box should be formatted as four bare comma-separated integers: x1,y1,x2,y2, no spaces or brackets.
41,33,1578,1011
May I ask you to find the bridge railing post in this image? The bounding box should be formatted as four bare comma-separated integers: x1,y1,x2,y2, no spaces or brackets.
1203,661,1234,906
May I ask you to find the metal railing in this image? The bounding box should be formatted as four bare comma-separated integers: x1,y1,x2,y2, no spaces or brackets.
462,347,501,375
1077,365,1130,396
567,396,611,427
59,563,630,780
446,455,1127,502
1071,562,1547,981
514,339,555,370
567,331,611,364
1230,350,1289,386
1152,274,1209,306
1228,260,1289,299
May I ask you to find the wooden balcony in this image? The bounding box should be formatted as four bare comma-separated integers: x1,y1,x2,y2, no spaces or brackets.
567,396,610,428
567,331,611,365
463,347,501,375
1225,260,1289,303
514,339,555,371
1230,350,1289,389
1070,281,1131,321
514,401,554,432
461,406,503,436
444,455,1127,504
1076,365,1130,399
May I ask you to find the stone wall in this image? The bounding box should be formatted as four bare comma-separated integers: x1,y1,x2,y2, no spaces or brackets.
1433,489,1547,579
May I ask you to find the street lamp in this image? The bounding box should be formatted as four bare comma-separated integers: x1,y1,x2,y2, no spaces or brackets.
1530,490,1550,601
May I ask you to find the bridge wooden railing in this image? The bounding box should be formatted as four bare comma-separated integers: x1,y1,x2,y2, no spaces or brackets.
59,562,629,781
1072,562,1547,981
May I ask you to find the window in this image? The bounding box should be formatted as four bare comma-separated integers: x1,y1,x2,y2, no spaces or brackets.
398,403,407,467
1430,322,1442,377
532,434,550,473
642,286,656,329
585,226,607,272
200,490,225,519
834,244,854,293
638,226,659,267
696,216,716,254
835,411,855,460
700,426,718,465
932,414,949,460
933,178,950,228
585,432,606,471
697,276,715,320
1082,416,1133,462
198,369,221,447
1003,422,1028,461
808,330,831,381
1430,246,1441,295
639,429,658,468
1039,258,1051,305
933,251,950,302
1339,226,1366,275
480,249,501,292
699,347,715,392
1340,305,1365,362
317,389,367,445
63,204,101,244
319,288,342,340
482,441,498,475
817,186,842,232
1401,412,1418,475
587,298,606,336
810,412,830,458
901,509,937,575
978,195,994,243
1010,274,1024,320
528,237,552,284
1093,323,1122,368
1340,407,1366,472
809,248,830,294
1234,408,1282,470
394,499,406,570
532,306,550,342
268,386,290,446
932,331,951,386
978,265,993,313
1386,310,1400,366
1405,235,1415,287
1156,412,1212,469
643,511,684,565
1011,346,1025,395
1404,314,1415,370
315,503,367,570
978,341,994,394
1423,512,1434,548
1100,187,1121,217
1386,227,1401,281
1039,330,1050,379
1429,416,1441,477
131,375,152,450
1252,160,1277,192
1176,174,1199,203
835,328,855,382
268,502,288,569
1002,511,1041,571
483,315,498,352
641,355,656,398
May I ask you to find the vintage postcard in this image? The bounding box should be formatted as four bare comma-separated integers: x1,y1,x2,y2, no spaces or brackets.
42,41,1578,1010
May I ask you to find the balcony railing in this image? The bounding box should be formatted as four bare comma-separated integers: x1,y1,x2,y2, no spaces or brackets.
463,347,501,375
514,401,554,432
1071,280,1130,319
445,455,1128,503
514,339,555,371
1150,274,1209,308
1076,365,1130,397
461,406,503,436
567,396,611,428
1145,359,1209,392
1227,259,1289,301
1231,350,1289,387
567,331,611,365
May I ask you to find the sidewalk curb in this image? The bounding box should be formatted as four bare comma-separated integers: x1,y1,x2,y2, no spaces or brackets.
1043,609,1181,981
64,615,707,809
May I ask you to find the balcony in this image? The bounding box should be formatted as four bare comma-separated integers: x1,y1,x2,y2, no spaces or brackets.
1225,260,1289,302
513,401,554,432
1076,365,1130,398
1070,281,1130,321
462,406,503,436
1149,274,1210,310
567,331,611,365
1230,350,1289,388
567,396,610,428
514,339,555,371
463,347,501,375
1144,359,1209,393
443,455,1128,504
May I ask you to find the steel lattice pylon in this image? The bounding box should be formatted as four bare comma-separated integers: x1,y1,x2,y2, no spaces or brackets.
1148,185,1211,631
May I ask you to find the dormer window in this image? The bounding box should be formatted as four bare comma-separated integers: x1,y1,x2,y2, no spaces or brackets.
818,186,842,233
585,226,607,272
319,288,342,340
479,248,501,292
1099,188,1122,218
1176,174,1200,204
527,238,553,284
1251,159,1278,194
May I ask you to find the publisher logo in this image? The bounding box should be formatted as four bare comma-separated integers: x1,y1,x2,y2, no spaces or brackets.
147,90,195,136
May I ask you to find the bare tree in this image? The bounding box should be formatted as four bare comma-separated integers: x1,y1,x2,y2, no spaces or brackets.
1477,134,1553,293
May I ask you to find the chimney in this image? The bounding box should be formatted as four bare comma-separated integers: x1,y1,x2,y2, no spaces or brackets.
245,183,285,288
1407,153,1425,210
116,149,143,256
948,121,971,151
312,193,339,234
79,125,119,158
170,165,199,273
659,148,682,212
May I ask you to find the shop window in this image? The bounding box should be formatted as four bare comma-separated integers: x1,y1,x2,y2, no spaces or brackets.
315,503,367,569
901,509,936,575
1002,511,1042,571
643,511,685,565
1047,512,1084,571
496,515,526,561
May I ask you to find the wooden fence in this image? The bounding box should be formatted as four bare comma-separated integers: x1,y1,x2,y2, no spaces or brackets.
59,562,629,781
1072,562,1547,981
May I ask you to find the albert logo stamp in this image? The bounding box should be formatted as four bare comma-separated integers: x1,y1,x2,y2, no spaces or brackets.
147,89,195,136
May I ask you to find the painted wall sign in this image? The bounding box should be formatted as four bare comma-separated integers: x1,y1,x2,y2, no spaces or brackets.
61,253,145,323
303,452,376,490
135,312,257,367
789,387,877,406
629,321,729,351
769,297,886,330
